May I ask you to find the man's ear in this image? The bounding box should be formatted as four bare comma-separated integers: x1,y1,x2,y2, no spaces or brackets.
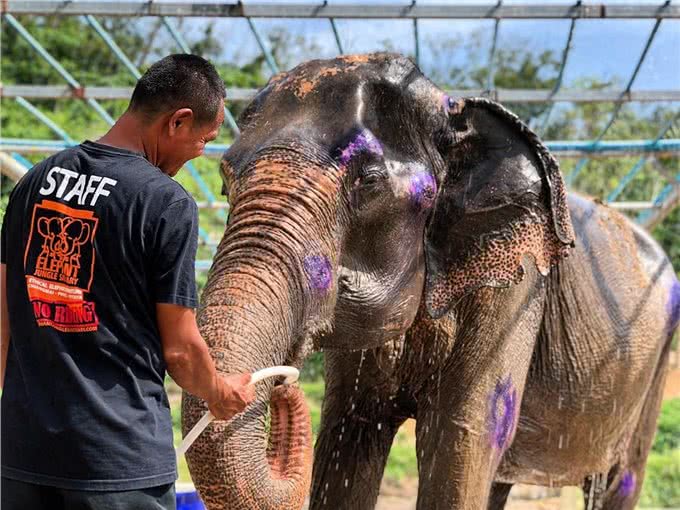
168,108,194,136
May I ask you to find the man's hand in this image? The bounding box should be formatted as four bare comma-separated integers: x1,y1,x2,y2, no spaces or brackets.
207,373,256,421
158,304,256,416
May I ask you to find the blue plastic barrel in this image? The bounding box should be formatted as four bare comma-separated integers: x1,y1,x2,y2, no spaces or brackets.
176,483,205,510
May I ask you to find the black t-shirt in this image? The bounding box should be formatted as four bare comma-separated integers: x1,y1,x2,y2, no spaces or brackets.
1,141,199,490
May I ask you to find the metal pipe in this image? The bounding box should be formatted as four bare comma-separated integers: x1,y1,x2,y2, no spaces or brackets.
0,151,29,181
606,201,656,210
246,17,280,75
161,17,191,53
4,2,679,19
329,18,344,55
11,152,33,169
6,85,680,104
606,112,680,202
3,13,114,126
15,97,76,144
85,15,141,79
538,3,579,134
487,2,502,93
413,18,420,67
3,14,80,89
4,138,680,157
567,6,667,185
637,174,680,229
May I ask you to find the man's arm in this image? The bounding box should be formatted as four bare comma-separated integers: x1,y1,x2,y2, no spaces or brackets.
157,303,255,420
1,264,9,388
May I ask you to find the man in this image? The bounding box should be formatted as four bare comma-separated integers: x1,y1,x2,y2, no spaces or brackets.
1,54,255,509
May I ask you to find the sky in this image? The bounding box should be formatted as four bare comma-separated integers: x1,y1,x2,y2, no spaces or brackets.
157,0,680,91
33,0,679,90
23,0,680,134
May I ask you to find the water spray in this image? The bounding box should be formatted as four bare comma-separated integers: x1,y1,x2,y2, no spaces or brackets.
177,366,300,457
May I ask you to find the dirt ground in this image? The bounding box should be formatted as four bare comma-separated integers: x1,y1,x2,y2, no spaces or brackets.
307,485,569,510
372,496,564,510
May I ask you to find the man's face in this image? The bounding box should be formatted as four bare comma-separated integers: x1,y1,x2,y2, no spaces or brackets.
161,100,225,176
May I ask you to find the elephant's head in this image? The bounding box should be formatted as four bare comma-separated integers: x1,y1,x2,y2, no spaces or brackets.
183,53,574,509
37,216,63,252
58,218,90,256
37,216,90,257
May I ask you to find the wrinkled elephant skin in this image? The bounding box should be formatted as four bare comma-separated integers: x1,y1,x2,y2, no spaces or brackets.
183,53,679,510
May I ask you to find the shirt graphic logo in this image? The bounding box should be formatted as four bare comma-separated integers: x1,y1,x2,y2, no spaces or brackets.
24,200,99,333
36,216,91,286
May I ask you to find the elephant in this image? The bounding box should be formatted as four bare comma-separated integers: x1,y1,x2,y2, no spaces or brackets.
182,53,680,510
37,216,91,261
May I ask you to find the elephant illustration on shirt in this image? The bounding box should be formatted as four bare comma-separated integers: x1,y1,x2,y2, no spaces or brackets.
36,216,91,277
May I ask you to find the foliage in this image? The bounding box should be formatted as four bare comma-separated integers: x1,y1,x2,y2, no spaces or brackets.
2,17,676,274
424,29,561,121
3,12,678,497
652,398,680,454
300,352,325,382
639,449,680,508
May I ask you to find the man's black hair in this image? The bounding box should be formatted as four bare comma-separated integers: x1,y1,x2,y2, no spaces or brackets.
129,54,226,125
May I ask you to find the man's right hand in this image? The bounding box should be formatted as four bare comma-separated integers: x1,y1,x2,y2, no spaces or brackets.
208,373,256,421
158,304,257,419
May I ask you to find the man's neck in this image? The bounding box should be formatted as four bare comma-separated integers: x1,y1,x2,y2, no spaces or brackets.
97,112,158,164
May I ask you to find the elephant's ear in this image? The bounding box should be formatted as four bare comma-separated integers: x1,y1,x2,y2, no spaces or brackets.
424,98,575,319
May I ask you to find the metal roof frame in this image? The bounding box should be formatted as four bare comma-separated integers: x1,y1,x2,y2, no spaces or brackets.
4,85,680,103
1,1,679,263
4,2,680,19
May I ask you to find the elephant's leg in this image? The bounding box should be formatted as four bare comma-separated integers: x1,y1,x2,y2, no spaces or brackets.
487,482,513,510
413,290,543,508
310,351,406,510
582,342,671,510
415,402,511,509
414,363,530,509
310,402,403,509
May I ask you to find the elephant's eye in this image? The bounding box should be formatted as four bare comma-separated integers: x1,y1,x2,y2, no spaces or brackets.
355,165,387,189
363,169,386,185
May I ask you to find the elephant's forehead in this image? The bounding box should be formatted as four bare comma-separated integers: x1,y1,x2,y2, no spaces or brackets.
271,54,414,99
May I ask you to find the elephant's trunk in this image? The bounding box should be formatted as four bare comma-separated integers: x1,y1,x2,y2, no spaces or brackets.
184,385,312,510
183,154,340,509
182,271,313,510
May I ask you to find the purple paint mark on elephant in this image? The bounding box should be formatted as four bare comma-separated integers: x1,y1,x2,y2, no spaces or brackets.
618,470,636,498
409,171,437,209
489,376,517,451
304,255,332,292
338,130,383,166
441,93,451,111
668,279,680,336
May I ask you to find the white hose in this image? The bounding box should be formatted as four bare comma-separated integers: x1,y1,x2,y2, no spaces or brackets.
176,366,300,457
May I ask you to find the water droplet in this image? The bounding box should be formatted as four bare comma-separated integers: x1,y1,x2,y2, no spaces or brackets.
344,479,348,488
378,423,382,431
